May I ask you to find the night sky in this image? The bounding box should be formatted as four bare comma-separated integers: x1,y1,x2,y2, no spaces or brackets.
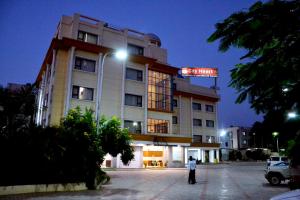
0,0,264,128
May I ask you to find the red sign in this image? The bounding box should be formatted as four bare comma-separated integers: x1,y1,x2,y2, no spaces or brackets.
181,67,218,77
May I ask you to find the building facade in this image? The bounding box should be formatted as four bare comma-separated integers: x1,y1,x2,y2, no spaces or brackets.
220,126,251,160
35,13,220,168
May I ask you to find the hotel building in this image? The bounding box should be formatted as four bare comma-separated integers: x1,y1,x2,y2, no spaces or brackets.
35,14,220,168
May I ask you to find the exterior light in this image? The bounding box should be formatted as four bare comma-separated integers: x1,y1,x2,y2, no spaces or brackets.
133,122,138,126
220,129,226,137
282,88,289,92
287,112,297,119
272,132,279,137
115,50,128,60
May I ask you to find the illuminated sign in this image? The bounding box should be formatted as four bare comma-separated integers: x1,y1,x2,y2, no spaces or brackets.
181,67,218,77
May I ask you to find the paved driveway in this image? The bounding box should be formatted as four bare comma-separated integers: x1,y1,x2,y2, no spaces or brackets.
0,162,290,200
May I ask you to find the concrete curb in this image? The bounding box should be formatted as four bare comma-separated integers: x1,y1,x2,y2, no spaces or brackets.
0,182,87,196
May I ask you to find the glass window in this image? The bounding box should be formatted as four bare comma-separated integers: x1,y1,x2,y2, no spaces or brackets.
148,70,172,112
193,103,201,111
126,68,143,81
206,120,214,128
172,116,178,124
147,118,169,134
205,104,214,112
128,43,144,55
206,120,214,127
193,118,202,126
173,99,178,107
206,136,215,143
193,135,202,143
72,85,93,101
77,31,97,44
74,57,96,72
124,120,142,134
125,94,142,107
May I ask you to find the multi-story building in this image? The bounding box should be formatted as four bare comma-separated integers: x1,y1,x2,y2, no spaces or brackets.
220,126,251,160
35,13,220,168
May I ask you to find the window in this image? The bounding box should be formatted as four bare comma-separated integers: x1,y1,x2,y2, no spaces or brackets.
193,135,202,143
125,94,142,107
205,105,214,112
148,70,172,111
74,57,96,72
128,43,144,55
243,140,247,144
172,116,178,124
126,68,143,81
206,120,214,128
193,103,201,111
173,99,178,107
124,120,142,134
193,119,202,126
242,132,246,136
206,136,215,143
77,31,97,44
72,86,93,101
147,118,169,134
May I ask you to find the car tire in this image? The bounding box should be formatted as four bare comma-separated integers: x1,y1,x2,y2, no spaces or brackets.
269,175,281,185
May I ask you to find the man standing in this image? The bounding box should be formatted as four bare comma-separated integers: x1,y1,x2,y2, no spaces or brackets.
188,156,196,184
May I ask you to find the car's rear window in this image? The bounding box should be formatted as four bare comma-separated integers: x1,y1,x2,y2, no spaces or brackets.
271,157,280,161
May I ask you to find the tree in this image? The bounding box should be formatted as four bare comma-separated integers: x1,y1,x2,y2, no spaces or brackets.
207,0,300,115
98,116,134,165
0,83,36,135
208,0,300,160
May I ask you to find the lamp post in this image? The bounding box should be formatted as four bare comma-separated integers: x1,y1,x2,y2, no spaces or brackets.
96,49,128,134
272,132,279,153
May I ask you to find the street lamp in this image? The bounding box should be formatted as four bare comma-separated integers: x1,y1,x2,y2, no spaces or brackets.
96,49,128,134
287,111,297,119
272,132,279,153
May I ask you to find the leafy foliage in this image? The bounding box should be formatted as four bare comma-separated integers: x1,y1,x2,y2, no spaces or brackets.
98,116,134,165
208,0,300,114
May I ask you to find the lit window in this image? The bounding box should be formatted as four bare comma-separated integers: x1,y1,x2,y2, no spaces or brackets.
205,105,214,112
124,120,142,134
147,118,169,134
148,70,171,111
193,118,202,126
126,68,143,81
77,31,97,44
125,94,142,107
193,103,201,111
128,43,144,55
74,57,96,72
72,85,93,101
206,136,215,143
206,120,214,128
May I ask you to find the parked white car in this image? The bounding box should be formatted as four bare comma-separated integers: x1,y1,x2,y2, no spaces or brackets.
267,156,289,167
265,161,290,185
270,189,300,200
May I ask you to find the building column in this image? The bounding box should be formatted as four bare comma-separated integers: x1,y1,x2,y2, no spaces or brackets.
64,46,75,115
167,146,173,167
45,50,56,126
216,149,219,162
209,150,214,163
179,95,182,135
201,149,205,163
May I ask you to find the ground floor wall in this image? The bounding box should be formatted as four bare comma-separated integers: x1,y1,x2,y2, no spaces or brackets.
101,144,220,168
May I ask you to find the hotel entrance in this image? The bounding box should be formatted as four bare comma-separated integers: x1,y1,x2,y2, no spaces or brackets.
143,146,166,168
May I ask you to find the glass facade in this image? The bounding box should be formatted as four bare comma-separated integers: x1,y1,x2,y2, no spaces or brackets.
148,70,172,112
147,118,169,134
